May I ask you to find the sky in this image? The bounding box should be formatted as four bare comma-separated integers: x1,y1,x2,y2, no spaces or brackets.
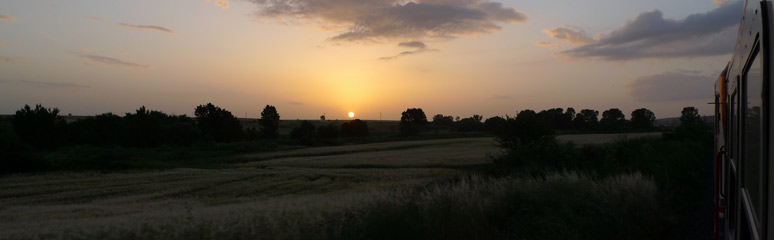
0,0,743,120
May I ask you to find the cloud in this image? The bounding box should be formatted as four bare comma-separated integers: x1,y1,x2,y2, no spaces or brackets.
629,70,714,101
535,41,561,50
490,94,510,100
714,0,734,6
556,0,742,61
86,16,175,34
206,0,230,8
79,54,150,68
116,23,175,33
0,57,25,63
250,0,527,43
542,26,594,46
0,14,15,21
379,41,434,60
0,79,88,88
21,80,88,88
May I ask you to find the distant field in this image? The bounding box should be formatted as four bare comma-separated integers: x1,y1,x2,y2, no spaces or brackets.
0,132,661,238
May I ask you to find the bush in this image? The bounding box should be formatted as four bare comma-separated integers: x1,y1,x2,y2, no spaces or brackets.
68,113,124,146
341,119,369,137
290,120,316,145
12,104,67,149
456,116,485,132
317,123,340,140
0,122,40,173
495,110,554,149
195,103,242,142
484,116,506,133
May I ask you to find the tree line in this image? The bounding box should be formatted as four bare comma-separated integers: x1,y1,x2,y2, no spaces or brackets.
3,103,705,151
2,103,385,150
397,106,702,136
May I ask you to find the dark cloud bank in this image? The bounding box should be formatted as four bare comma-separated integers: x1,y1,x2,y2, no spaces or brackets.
250,0,527,59
553,1,742,60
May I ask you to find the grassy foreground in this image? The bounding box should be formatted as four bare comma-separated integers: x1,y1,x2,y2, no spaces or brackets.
0,133,704,239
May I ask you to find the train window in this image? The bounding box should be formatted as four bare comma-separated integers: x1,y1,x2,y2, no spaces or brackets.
743,47,762,218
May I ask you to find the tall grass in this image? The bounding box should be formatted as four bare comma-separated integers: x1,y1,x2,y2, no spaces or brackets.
1,173,668,240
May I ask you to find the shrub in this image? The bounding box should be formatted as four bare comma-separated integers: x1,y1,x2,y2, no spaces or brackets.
0,121,40,173
68,113,124,146
341,119,369,137
12,104,67,149
456,115,485,132
317,123,339,139
484,116,506,133
290,120,316,145
495,110,554,149
195,103,242,142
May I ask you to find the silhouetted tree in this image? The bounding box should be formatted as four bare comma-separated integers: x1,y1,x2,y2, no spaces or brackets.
457,115,485,132
260,105,280,138
160,115,201,145
496,110,554,149
317,123,339,139
195,103,243,142
600,108,626,132
399,108,428,136
13,104,67,149
341,119,369,137
484,116,507,133
563,108,576,130
432,114,454,129
68,113,124,146
630,108,656,131
669,107,711,140
320,115,326,121
573,109,599,131
538,108,568,130
680,107,702,126
290,120,316,139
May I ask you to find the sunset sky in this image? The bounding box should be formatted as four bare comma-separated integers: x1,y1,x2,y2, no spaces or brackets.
0,0,742,120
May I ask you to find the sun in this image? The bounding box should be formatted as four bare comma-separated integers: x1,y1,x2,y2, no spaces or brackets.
348,112,355,118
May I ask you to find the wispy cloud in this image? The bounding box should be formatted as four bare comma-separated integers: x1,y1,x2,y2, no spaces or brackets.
549,0,741,61
85,16,175,34
206,0,230,9
535,41,561,50
0,79,88,88
22,80,88,88
0,14,15,21
379,41,434,60
629,70,713,101
116,23,175,33
79,54,150,69
542,26,595,46
0,57,25,63
490,94,510,100
250,0,527,43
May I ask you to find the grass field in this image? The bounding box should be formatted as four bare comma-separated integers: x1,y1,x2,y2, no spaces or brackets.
0,133,668,239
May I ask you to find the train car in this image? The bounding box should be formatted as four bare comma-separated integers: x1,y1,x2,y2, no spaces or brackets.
715,1,774,239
